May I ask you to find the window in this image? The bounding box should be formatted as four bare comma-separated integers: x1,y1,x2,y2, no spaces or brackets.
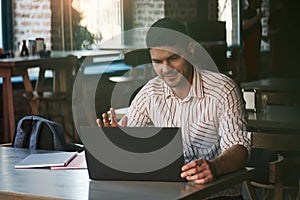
1,0,13,51
218,0,240,47
218,0,270,51
72,0,122,48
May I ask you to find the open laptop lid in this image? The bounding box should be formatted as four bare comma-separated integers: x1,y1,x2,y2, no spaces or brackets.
81,126,185,182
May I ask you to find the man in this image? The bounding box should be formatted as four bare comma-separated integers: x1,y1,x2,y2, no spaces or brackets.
97,18,251,199
242,0,266,81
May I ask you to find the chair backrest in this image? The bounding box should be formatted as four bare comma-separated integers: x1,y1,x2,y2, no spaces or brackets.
34,55,78,96
123,49,154,105
250,132,300,189
124,48,152,68
252,132,300,183
269,154,285,184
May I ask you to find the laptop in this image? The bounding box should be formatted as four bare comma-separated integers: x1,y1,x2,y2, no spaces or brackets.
81,126,186,182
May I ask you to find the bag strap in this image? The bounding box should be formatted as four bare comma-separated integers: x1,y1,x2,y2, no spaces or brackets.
29,120,43,149
13,116,34,148
29,117,65,151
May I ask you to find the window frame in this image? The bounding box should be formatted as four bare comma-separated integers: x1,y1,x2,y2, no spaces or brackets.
1,0,13,51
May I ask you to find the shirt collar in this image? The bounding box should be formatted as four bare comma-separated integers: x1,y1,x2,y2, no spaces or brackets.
190,67,204,99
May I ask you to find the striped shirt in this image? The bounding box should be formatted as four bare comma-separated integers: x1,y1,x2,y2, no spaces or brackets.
126,68,251,197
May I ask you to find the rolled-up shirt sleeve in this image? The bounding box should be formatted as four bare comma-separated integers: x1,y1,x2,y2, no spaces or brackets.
218,83,252,157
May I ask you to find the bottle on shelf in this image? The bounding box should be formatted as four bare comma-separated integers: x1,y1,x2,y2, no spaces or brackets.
20,40,29,57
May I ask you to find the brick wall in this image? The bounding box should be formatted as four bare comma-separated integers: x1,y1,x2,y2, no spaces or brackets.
13,0,52,52
261,0,270,51
164,0,197,21
130,0,165,46
130,0,213,45
131,0,165,28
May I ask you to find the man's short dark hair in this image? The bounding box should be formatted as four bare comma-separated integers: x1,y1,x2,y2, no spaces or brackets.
146,18,189,48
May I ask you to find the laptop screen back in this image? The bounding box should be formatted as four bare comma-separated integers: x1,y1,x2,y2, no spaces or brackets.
81,126,185,182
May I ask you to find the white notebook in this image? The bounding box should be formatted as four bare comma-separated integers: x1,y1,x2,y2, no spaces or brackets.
50,153,87,170
15,152,78,169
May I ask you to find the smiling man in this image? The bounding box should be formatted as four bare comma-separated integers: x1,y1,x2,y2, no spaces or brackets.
97,18,251,199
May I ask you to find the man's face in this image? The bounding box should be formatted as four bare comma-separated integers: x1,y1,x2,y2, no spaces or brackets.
149,46,193,89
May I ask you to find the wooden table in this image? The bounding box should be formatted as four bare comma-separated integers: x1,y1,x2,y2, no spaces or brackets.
0,147,255,200
114,105,300,132
51,50,122,60
0,55,75,143
240,77,300,106
247,105,300,132
240,77,298,92
100,45,140,52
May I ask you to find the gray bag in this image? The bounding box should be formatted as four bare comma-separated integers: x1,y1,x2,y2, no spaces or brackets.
13,115,82,152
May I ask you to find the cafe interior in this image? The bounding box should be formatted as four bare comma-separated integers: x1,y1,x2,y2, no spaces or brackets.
0,0,300,199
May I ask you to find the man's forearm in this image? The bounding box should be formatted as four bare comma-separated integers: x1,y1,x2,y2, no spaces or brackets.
210,144,249,177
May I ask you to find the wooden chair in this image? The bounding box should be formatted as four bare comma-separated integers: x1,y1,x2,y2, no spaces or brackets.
109,49,154,106
124,48,154,104
109,48,153,83
23,55,78,142
245,132,300,200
